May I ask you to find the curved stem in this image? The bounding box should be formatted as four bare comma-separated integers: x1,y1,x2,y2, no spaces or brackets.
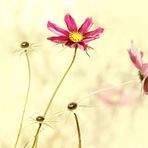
13,53,31,148
43,48,77,117
74,113,82,148
31,48,77,148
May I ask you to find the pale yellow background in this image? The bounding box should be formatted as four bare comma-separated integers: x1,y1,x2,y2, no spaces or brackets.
0,0,148,148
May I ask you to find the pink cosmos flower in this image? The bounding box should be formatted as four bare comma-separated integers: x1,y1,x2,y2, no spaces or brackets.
96,86,138,106
127,42,148,94
47,14,104,52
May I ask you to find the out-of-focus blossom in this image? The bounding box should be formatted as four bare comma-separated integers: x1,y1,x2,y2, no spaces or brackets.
128,42,148,94
47,14,104,52
96,86,138,106
127,47,143,69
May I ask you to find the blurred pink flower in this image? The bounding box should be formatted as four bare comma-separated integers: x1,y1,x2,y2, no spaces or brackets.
127,42,148,94
96,86,138,106
47,14,104,52
127,47,143,69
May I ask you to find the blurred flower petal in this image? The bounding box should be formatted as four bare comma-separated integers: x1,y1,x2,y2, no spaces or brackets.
127,48,143,70
142,63,148,77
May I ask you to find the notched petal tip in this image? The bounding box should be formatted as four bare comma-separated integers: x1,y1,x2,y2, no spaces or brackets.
64,14,78,32
98,27,104,33
85,27,104,37
83,27,104,43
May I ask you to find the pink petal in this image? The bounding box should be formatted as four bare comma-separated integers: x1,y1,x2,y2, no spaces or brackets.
77,42,88,51
83,37,100,43
97,86,137,106
120,89,138,105
47,36,68,43
85,27,104,38
141,63,148,77
47,21,69,36
97,88,122,105
78,17,93,33
127,48,143,70
64,14,78,32
143,77,148,95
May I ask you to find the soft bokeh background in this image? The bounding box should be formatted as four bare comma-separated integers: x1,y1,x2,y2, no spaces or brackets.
0,0,148,147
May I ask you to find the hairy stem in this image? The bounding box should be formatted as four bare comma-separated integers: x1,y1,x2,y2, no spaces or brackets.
31,48,77,147
74,113,82,148
14,53,31,148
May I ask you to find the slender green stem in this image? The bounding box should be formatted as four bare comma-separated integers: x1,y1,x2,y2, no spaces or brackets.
31,48,77,148
74,113,82,148
13,52,31,148
31,123,42,148
43,48,77,117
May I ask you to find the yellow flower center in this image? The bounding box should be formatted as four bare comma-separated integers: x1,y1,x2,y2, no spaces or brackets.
69,32,84,42
111,95,119,103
